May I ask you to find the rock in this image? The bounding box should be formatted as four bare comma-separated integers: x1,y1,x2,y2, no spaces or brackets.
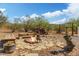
56,42,64,48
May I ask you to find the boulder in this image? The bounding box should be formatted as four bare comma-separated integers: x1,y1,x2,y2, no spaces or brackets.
24,36,37,44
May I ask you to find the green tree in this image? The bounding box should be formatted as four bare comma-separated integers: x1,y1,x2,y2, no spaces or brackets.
22,16,50,34
0,11,7,27
9,17,23,32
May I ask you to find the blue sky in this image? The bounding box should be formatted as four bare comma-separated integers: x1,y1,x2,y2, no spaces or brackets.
0,3,79,24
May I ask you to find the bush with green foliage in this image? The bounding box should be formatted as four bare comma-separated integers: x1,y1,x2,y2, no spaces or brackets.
22,16,50,33
0,11,8,27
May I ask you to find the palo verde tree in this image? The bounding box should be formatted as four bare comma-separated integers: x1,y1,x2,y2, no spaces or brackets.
33,16,50,34
22,16,50,34
21,16,33,32
0,11,8,28
9,17,23,32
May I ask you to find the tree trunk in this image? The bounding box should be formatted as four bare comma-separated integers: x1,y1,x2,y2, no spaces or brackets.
65,27,68,35
71,23,74,36
75,27,78,34
58,24,61,34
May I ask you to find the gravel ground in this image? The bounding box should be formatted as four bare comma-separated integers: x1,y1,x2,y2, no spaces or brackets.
0,33,79,56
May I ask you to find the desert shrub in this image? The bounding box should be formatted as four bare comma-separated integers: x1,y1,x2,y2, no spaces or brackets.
22,16,50,34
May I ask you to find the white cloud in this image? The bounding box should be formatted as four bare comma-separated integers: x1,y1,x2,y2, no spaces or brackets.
0,8,6,13
67,3,79,17
30,14,39,18
0,8,7,16
13,16,30,23
13,14,39,23
42,3,79,19
20,16,27,20
42,11,63,18
50,18,66,24
62,3,79,17
68,3,79,13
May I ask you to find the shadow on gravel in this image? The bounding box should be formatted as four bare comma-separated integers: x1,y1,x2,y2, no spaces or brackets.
49,34,75,56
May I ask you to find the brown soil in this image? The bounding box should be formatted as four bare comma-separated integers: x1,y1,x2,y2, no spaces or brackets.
0,33,79,56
